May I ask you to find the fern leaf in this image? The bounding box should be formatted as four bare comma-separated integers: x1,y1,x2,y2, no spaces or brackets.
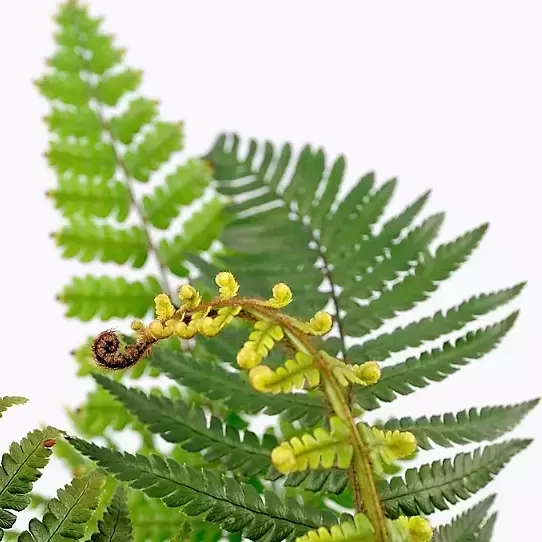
109,97,158,145
280,469,348,495
44,106,102,141
0,427,59,538
68,437,338,542
352,282,525,361
93,374,275,476
0,398,27,419
310,155,345,229
47,176,130,222
343,224,488,337
379,440,530,517
474,512,497,542
432,495,495,542
296,513,374,542
59,275,162,321
36,72,90,106
149,346,325,425
89,486,133,542
381,399,539,449
157,198,224,276
96,69,142,107
54,219,148,267
356,312,518,410
124,121,183,183
18,470,104,542
142,160,212,230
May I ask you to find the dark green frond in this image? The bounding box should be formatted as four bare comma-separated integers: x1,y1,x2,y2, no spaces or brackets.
352,282,525,361
432,495,495,542
149,346,325,425
356,312,518,410
89,486,133,542
59,275,162,320
381,399,539,449
0,398,27,419
279,469,348,496
0,428,59,538
343,224,488,337
474,512,497,542
54,219,148,267
47,176,130,222
93,374,275,476
18,470,104,542
379,440,530,518
68,437,338,542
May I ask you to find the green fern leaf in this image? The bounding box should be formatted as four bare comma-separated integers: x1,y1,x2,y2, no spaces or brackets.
44,106,102,141
0,398,27,419
89,486,133,542
109,97,158,145
36,72,90,106
432,495,495,542
58,275,162,321
149,346,325,425
142,160,212,230
356,312,518,410
473,512,497,542
379,440,530,517
47,176,130,222
54,219,148,267
68,437,338,542
381,399,539,449
0,427,59,538
18,470,104,542
93,374,275,476
351,282,525,361
343,224,488,337
279,469,348,495
97,69,142,107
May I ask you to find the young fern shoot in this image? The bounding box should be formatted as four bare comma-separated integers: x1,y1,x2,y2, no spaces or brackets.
91,272,433,542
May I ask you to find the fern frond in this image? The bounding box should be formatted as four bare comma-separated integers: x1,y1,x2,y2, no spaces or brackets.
432,495,495,542
18,470,104,542
271,417,352,474
54,219,148,267
474,512,497,542
352,282,525,361
280,469,348,495
109,97,158,145
47,175,130,222
0,397,27,419
343,224,488,337
381,399,539,449
356,313,518,410
158,198,224,277
68,437,338,542
142,160,212,230
295,513,375,542
89,486,133,542
379,440,530,518
93,374,275,476
0,427,59,538
150,346,325,425
59,275,162,320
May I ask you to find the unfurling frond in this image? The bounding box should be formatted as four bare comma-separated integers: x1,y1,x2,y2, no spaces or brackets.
271,417,352,474
237,320,284,369
249,352,319,393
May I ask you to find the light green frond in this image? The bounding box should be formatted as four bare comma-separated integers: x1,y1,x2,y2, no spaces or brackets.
93,374,275,476
0,427,59,539
379,440,530,518
142,160,212,229
89,486,133,542
432,495,495,542
381,399,539,450
96,69,142,107
68,437,339,542
356,312,518,410
48,175,130,222
18,470,104,542
295,513,374,542
44,106,102,141
54,219,148,267
109,97,158,145
59,275,162,320
352,282,525,361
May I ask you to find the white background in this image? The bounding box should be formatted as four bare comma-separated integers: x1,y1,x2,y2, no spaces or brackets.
1,1,541,539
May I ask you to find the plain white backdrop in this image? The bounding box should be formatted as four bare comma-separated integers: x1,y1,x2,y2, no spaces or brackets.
1,1,541,539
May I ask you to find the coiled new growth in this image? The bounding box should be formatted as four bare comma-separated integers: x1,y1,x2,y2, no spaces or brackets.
91,271,433,542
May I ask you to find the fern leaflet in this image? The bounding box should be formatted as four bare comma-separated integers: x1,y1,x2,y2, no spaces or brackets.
89,486,133,542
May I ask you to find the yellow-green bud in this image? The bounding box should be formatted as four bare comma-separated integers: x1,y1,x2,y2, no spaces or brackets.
407,517,433,542
308,311,333,335
173,320,198,339
270,282,293,308
388,430,417,459
271,442,297,474
248,365,274,392
357,361,381,385
199,316,220,337
215,271,239,299
237,347,262,369
178,284,201,309
154,293,175,321
131,320,144,331
149,319,173,339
